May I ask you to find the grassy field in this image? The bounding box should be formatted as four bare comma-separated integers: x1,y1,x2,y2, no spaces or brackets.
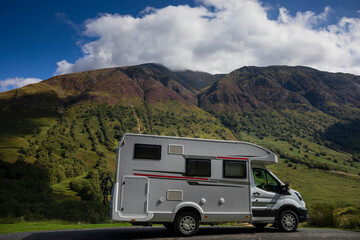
268,159,360,206
231,132,360,206
0,221,131,234
51,174,88,201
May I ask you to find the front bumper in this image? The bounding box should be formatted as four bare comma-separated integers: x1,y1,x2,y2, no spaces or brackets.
298,207,309,223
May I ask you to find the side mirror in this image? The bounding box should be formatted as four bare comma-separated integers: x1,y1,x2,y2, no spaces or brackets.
284,182,290,192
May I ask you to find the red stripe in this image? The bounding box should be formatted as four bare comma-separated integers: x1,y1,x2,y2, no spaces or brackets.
134,173,209,181
217,156,248,160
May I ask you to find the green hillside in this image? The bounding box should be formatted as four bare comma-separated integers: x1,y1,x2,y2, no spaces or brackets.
0,64,359,227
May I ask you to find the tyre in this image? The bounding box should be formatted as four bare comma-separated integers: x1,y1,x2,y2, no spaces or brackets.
174,211,200,237
278,210,299,232
253,223,268,229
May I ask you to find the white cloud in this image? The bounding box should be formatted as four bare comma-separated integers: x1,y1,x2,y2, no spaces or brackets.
56,0,360,75
56,60,74,75
0,77,42,92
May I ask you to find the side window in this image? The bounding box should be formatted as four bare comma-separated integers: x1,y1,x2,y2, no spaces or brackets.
253,168,280,193
223,161,247,178
253,168,267,188
186,159,211,177
134,144,161,160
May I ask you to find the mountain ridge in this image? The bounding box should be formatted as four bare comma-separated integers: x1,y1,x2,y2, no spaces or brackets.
3,64,359,113
200,65,360,114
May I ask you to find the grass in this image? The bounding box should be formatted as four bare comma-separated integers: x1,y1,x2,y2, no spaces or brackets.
235,132,360,206
250,134,358,174
0,221,131,234
51,174,88,201
0,115,57,163
268,159,360,206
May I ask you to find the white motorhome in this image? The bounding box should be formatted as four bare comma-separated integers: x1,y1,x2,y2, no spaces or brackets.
109,134,308,236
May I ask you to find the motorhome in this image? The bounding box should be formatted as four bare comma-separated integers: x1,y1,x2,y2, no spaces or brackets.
109,134,308,236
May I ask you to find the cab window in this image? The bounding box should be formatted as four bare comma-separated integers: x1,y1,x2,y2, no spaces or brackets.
253,168,280,193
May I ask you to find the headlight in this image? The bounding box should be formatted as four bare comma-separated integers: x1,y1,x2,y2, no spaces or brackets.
294,191,303,201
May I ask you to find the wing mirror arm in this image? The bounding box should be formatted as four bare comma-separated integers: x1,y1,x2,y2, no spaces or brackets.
283,182,290,192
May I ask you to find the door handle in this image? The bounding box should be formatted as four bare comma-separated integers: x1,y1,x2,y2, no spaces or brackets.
253,192,260,196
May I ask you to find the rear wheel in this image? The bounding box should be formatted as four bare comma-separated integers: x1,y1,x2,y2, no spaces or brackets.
253,223,268,229
174,211,199,236
278,210,299,232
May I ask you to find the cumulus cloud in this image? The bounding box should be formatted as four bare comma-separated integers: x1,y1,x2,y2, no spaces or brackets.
56,0,360,75
0,77,42,92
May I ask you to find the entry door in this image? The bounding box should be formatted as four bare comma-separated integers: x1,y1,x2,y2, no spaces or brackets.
120,176,148,216
251,168,283,222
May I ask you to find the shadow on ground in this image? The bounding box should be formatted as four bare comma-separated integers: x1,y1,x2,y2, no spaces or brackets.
21,227,281,240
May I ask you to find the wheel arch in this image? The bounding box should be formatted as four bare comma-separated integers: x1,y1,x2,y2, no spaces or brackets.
173,202,204,221
276,205,300,222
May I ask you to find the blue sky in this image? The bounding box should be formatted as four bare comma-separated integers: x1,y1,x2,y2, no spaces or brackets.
1,0,360,92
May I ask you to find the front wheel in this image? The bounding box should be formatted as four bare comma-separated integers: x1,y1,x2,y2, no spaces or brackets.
278,210,299,232
174,211,199,236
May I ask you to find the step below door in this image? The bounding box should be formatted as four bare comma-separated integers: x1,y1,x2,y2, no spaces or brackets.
120,176,148,216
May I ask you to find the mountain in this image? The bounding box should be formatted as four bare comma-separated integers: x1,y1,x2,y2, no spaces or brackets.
199,66,360,154
200,66,360,114
0,63,359,223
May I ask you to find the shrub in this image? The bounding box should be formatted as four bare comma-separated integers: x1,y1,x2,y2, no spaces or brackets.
87,169,99,180
339,215,360,229
69,179,85,192
0,160,54,221
47,200,109,223
308,203,340,228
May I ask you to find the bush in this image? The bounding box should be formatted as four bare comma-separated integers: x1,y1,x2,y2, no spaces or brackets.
69,179,101,201
47,200,109,223
308,203,340,228
87,169,99,180
308,203,360,229
69,179,85,192
79,180,102,201
0,160,54,220
339,215,360,229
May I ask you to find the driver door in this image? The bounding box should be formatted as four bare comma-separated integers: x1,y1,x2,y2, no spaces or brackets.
251,168,284,222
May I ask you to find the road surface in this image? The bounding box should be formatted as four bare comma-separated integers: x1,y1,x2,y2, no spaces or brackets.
0,226,359,240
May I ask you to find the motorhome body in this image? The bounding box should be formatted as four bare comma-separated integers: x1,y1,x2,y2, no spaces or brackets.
110,134,308,236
